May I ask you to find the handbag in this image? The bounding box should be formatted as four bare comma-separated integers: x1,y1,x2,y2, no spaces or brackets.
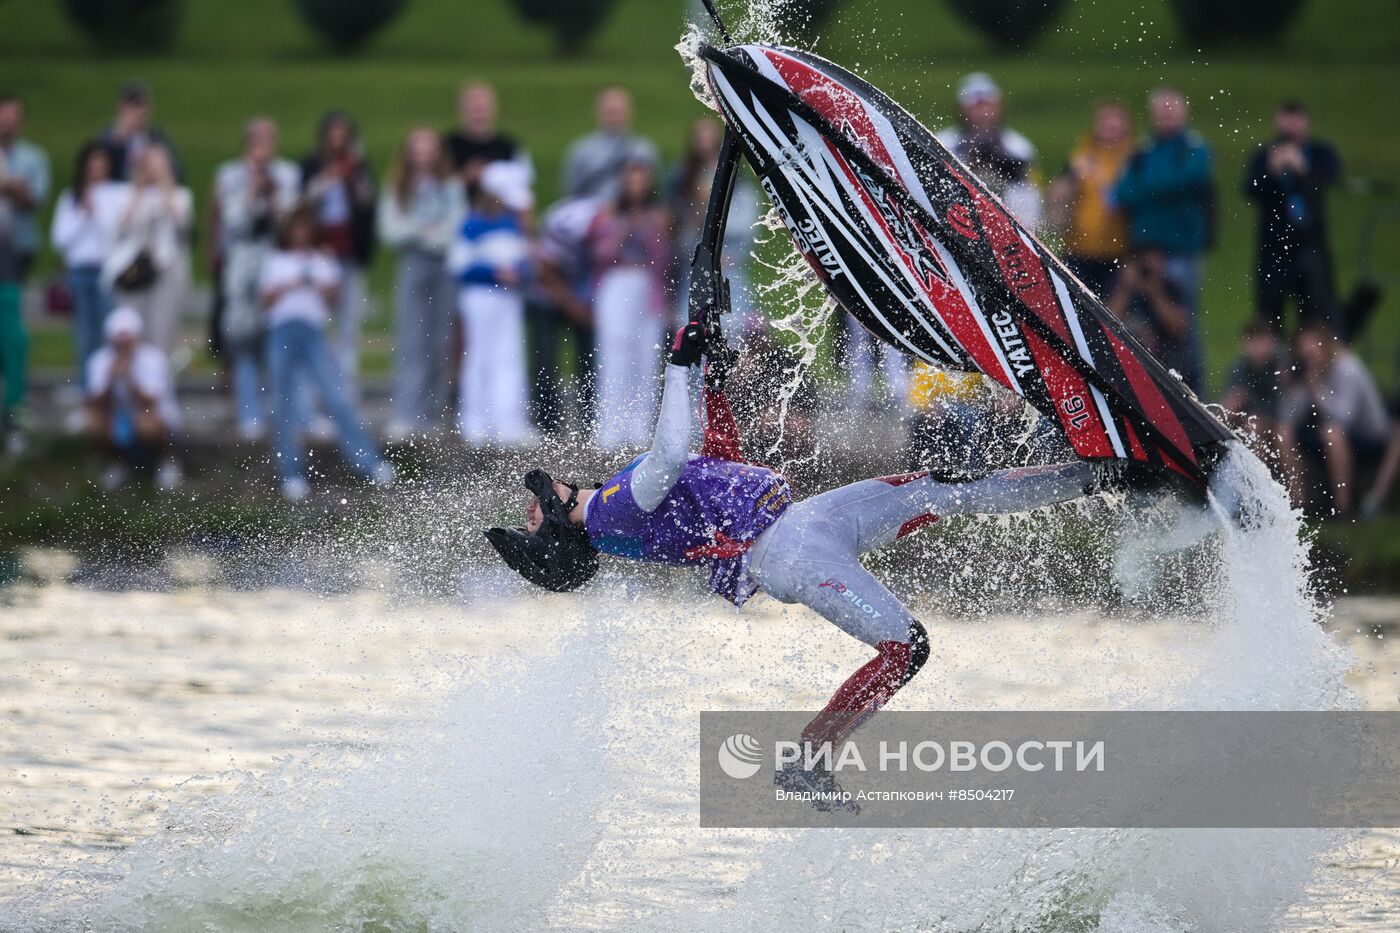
115,249,158,292
44,276,73,316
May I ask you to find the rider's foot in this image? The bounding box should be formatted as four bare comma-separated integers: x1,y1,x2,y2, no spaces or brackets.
1088,459,1164,496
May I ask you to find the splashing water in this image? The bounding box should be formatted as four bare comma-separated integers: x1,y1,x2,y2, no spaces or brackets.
677,16,838,470
9,442,1365,931
7,7,1375,931
12,629,612,932
747,207,839,466
666,444,1361,933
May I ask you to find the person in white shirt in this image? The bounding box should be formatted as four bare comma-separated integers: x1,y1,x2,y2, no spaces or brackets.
935,73,1043,232
84,306,181,490
1279,324,1391,515
211,117,300,440
447,161,538,446
261,206,394,502
582,155,672,450
102,144,193,358
51,141,127,390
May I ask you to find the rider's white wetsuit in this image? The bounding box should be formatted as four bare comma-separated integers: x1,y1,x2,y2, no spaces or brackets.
588,362,1094,747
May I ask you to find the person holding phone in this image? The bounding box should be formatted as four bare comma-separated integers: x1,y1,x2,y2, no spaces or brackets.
259,206,394,502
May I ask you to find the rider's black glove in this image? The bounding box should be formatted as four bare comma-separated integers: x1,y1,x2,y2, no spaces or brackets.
669,320,706,368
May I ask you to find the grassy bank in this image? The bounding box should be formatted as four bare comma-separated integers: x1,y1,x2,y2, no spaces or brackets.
2,0,1398,391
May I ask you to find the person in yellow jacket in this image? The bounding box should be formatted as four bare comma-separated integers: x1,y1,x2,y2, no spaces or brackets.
905,363,1069,479
1048,100,1134,298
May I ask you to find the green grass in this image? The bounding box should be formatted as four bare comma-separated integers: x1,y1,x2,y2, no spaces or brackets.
2,0,1399,390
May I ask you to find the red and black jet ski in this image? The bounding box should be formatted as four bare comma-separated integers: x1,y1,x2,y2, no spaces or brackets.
687,4,1236,497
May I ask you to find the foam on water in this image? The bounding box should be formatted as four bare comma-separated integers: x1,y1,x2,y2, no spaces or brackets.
12,638,612,932
665,446,1358,933
11,447,1363,931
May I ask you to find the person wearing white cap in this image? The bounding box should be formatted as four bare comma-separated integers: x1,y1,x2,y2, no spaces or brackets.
84,305,182,490
935,72,1043,231
447,159,538,446
260,205,395,501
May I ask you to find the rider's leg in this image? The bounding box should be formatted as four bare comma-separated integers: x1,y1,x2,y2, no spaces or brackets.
749,460,1091,748
813,460,1094,556
749,506,929,750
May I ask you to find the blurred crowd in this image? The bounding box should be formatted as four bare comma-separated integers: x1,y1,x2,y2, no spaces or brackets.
0,72,1390,516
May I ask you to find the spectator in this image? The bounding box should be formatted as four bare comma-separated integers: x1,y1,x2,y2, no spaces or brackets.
1114,87,1213,387
0,94,51,283
99,81,179,182
1221,318,1291,487
1104,248,1195,390
935,73,1042,230
260,206,394,502
103,144,192,359
0,168,23,449
211,117,300,441
906,365,996,479
718,328,823,475
84,306,181,491
671,115,760,332
526,195,599,434
839,314,909,411
0,93,41,450
443,82,529,194
299,110,377,385
1221,318,1285,429
51,141,127,391
448,161,537,446
1362,404,1400,519
905,365,1066,478
1279,324,1390,515
100,145,190,358
1244,100,1342,335
585,155,672,450
1047,99,1133,297
379,127,463,439
561,86,658,200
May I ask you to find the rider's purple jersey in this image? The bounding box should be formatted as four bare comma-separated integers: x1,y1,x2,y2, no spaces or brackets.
584,454,793,605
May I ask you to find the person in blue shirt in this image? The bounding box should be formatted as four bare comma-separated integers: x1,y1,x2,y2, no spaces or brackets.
1114,87,1213,393
0,94,50,283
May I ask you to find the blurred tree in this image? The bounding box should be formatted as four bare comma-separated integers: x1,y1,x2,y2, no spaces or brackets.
61,0,187,53
780,0,846,42
942,0,1069,48
1167,0,1308,45
506,0,619,55
292,0,410,53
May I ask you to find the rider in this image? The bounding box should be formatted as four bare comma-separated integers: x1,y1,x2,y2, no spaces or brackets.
486,320,1113,806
